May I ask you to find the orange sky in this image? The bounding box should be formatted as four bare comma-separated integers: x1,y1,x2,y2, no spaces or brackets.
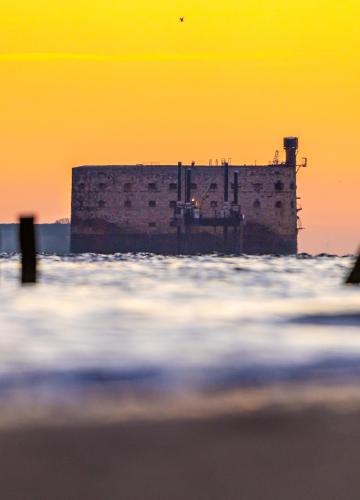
0,0,359,254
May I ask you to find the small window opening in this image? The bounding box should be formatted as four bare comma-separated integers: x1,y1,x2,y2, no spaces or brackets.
148,182,157,190
124,183,132,192
210,201,218,208
253,199,261,209
149,222,156,227
124,200,132,208
274,181,284,191
98,200,105,208
275,201,283,209
191,183,197,190
149,200,156,207
169,183,177,191
98,183,106,190
253,183,263,193
210,183,217,190
169,201,177,208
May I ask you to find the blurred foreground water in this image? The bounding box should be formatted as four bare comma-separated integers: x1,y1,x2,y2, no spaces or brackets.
0,254,359,400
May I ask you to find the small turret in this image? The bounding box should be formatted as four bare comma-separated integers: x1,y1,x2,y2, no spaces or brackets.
284,137,298,168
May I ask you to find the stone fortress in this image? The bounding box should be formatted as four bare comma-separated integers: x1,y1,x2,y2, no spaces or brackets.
71,137,304,254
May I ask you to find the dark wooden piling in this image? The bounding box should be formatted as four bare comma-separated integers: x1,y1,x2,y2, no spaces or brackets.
346,253,360,284
19,216,37,284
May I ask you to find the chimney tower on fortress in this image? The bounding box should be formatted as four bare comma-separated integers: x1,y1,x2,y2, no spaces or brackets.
284,136,298,168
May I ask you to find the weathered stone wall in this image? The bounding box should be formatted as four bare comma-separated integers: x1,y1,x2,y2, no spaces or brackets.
71,163,297,254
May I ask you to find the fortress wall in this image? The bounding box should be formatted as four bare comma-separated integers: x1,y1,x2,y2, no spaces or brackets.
190,165,297,237
71,164,297,254
71,166,179,235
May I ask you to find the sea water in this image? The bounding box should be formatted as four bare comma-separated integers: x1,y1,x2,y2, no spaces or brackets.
0,254,359,398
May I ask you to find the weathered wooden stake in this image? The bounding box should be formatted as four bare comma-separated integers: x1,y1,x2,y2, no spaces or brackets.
19,216,37,284
346,253,360,284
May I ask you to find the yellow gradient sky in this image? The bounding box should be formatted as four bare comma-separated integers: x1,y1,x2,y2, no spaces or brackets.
1,0,359,253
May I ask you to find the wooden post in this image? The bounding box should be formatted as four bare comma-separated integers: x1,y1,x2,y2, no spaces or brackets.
19,216,37,284
346,253,360,284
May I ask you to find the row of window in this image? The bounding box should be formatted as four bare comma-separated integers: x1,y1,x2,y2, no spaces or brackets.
96,199,293,209
78,181,295,192
253,200,295,209
123,200,178,209
99,200,213,208
83,200,176,209
78,182,179,192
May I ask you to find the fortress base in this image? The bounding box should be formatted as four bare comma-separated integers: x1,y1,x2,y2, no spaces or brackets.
71,224,296,255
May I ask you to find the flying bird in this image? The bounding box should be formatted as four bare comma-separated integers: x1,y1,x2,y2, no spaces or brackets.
179,17,184,22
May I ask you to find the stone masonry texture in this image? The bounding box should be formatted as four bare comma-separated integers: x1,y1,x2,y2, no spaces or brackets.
71,158,298,254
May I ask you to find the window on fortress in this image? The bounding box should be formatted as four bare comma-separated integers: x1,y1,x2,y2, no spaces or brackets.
275,201,283,209
124,183,132,192
253,183,263,193
148,182,157,191
169,201,177,208
253,200,261,209
98,183,106,190
149,200,156,207
210,201,218,208
98,200,105,208
78,183,85,191
274,181,284,191
210,183,217,190
169,183,177,191
124,200,132,208
190,183,197,190
149,222,156,227
290,182,295,190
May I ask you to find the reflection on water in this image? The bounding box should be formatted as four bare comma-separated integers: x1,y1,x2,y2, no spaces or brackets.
0,254,359,395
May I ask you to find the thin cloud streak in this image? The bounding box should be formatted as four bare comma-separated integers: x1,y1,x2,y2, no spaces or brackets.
0,51,303,62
